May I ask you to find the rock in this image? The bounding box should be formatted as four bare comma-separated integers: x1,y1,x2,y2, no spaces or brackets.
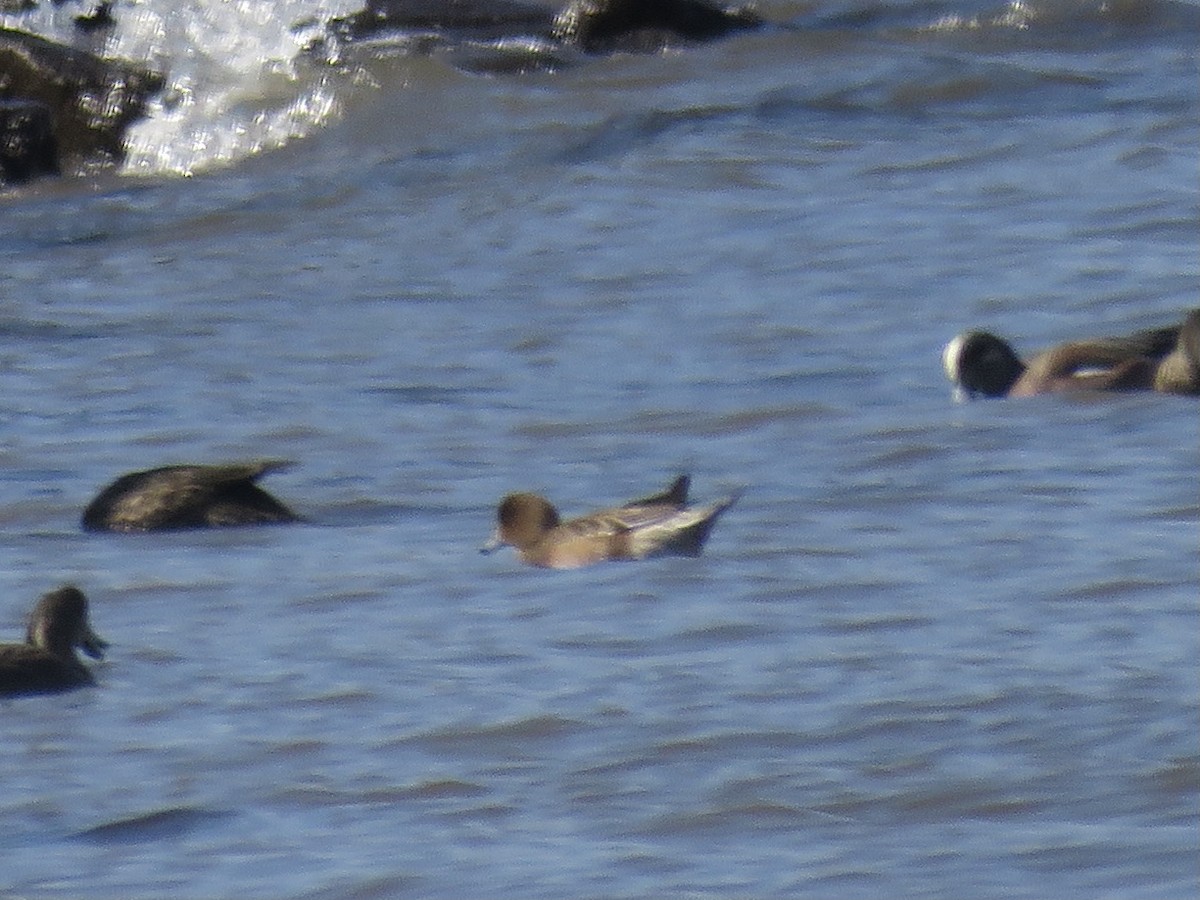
0,99,59,185
331,0,557,43
74,2,117,33
552,0,762,52
332,0,762,53
0,28,164,175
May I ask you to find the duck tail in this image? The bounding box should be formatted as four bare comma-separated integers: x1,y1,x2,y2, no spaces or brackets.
657,488,742,557
626,474,690,507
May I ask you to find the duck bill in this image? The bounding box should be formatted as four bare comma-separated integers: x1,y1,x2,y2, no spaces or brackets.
80,627,108,660
479,530,504,555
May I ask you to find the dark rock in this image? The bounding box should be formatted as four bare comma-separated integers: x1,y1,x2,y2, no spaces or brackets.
552,0,762,52
74,2,117,33
332,0,557,43
331,0,762,53
0,28,164,174
0,98,58,184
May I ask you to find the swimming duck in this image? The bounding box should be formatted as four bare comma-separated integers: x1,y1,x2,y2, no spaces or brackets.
942,320,1181,400
82,460,300,532
1152,309,1200,396
0,586,107,696
481,474,739,568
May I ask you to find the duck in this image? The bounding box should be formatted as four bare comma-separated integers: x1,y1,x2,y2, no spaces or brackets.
1152,309,1200,396
480,474,739,568
0,586,107,696
942,319,1182,400
82,460,300,532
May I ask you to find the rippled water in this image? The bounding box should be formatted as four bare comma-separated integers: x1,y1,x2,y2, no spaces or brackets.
1,1,1197,897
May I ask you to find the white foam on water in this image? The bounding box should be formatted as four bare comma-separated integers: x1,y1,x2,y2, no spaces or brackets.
3,1,362,177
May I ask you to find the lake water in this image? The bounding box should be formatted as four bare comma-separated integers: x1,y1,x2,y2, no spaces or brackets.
1,1,1197,897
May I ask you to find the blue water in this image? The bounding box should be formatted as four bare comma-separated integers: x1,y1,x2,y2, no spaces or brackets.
1,1,1197,897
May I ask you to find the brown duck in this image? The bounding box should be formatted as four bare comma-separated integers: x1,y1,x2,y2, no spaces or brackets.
481,475,739,569
0,586,107,696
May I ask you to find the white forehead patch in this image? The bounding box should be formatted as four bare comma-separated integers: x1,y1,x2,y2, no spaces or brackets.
942,334,966,383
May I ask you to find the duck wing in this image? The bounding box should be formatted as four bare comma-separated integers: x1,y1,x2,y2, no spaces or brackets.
557,503,680,540
625,492,742,559
0,644,94,695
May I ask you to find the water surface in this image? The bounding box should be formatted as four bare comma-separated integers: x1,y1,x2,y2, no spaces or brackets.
1,1,1197,897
